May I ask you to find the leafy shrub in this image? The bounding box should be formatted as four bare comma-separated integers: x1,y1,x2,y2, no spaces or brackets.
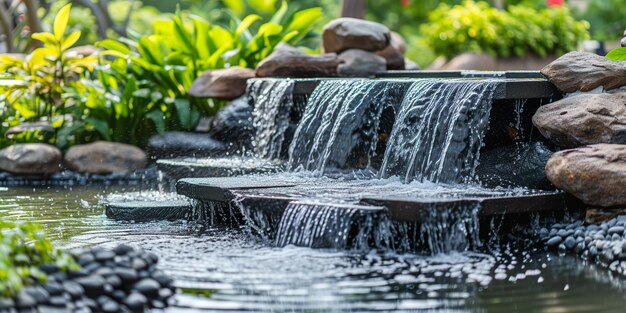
421,0,590,59
606,48,626,61
576,0,626,41
0,222,79,297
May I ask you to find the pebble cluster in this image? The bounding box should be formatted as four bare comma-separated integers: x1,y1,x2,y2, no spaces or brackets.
541,215,626,274
0,244,175,313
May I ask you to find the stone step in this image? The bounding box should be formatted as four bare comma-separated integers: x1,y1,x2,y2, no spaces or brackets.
105,200,191,221
157,158,283,180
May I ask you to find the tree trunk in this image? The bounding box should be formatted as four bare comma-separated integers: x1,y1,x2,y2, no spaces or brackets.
72,0,111,38
341,0,365,19
0,3,13,52
22,0,43,48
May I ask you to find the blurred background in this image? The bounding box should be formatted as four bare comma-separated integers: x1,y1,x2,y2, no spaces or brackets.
0,0,623,68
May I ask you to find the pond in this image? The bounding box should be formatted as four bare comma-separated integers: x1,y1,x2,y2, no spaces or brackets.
2,185,626,312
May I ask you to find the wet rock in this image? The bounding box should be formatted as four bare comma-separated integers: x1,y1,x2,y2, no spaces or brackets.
545,144,626,207
188,66,255,100
62,281,85,300
101,300,119,313
23,286,49,304
94,250,115,262
77,253,95,266
146,131,227,160
42,282,63,296
541,51,626,92
113,267,138,284
209,96,254,146
112,244,134,255
609,226,625,235
5,122,54,138
564,236,576,250
0,144,62,175
337,49,386,77
0,298,14,309
256,43,339,78
74,276,106,297
476,142,554,189
532,93,626,148
375,45,405,70
546,236,562,249
64,141,146,174
322,18,390,53
133,279,160,297
124,292,148,311
15,291,36,308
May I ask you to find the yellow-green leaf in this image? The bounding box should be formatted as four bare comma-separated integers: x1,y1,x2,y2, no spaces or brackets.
54,3,72,40
61,31,81,51
235,14,261,41
31,32,57,47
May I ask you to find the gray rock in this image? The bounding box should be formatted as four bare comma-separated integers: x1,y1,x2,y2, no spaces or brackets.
0,143,62,175
256,43,339,78
375,45,405,70
146,131,227,160
64,141,146,174
23,286,50,304
546,236,562,249
209,96,254,146
541,51,626,92
322,18,390,53
564,236,577,250
337,49,386,77
94,250,115,261
476,142,554,189
75,275,106,297
112,244,134,255
0,298,14,309
62,281,85,299
609,226,625,235
390,31,406,54
532,93,626,149
545,144,626,207
113,267,138,284
15,291,36,308
101,300,120,313
133,278,160,297
124,292,148,311
188,66,255,100
5,122,54,138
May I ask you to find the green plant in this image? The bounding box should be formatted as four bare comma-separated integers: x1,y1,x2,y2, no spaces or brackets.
0,222,79,297
575,0,626,41
421,0,590,59
606,48,626,61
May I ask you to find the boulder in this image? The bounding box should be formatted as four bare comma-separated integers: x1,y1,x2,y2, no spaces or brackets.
5,122,54,138
541,51,626,92
390,31,406,54
532,93,626,148
476,142,554,190
0,144,62,175
375,45,405,70
209,96,254,147
322,18,390,53
545,144,626,207
64,141,146,174
188,66,255,100
337,49,386,77
256,43,339,78
146,131,227,160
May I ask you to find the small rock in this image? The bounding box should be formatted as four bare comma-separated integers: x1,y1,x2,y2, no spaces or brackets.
111,290,126,302
545,144,626,207
609,226,625,235
375,45,404,70
337,49,386,77
78,253,96,266
63,281,85,300
5,122,54,138
42,281,64,296
188,66,256,100
541,51,626,92
158,288,173,299
101,300,120,313
133,279,161,297
14,291,36,308
124,292,148,311
113,267,138,284
105,275,122,288
546,236,563,249
0,143,62,175
75,275,106,297
564,236,577,250
48,296,67,307
23,286,50,304
322,18,390,53
0,298,14,309
131,258,148,271
64,141,146,174
112,244,134,256
94,250,116,262
256,43,339,78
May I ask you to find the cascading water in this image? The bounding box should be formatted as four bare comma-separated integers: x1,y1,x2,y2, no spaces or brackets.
288,80,403,172
379,80,497,183
249,79,295,159
418,201,482,254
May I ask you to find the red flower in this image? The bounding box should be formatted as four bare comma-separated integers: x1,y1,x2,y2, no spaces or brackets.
547,0,564,7
401,0,410,8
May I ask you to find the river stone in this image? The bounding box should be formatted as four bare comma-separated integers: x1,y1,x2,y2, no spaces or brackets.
133,278,160,297
322,18,390,53
376,45,405,70
209,96,254,146
124,292,148,311
337,49,386,77
0,143,62,174
64,141,146,174
475,142,554,190
545,144,626,207
146,131,227,160
188,66,255,100
390,31,406,54
532,93,626,148
541,52,626,92
5,122,54,138
256,43,339,78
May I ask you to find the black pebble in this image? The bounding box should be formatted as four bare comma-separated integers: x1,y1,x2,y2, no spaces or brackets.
134,278,161,297
124,292,148,312
62,281,85,300
546,236,563,249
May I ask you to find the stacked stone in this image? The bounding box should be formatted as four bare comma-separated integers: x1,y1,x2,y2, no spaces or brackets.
0,244,175,313
541,215,626,275
533,51,626,209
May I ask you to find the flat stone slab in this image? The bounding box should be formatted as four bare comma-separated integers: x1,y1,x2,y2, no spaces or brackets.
280,76,559,100
157,157,283,180
177,176,300,201
105,200,191,221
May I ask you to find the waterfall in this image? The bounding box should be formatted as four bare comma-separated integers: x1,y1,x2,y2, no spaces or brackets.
418,201,482,254
249,79,295,159
379,80,497,183
288,80,402,172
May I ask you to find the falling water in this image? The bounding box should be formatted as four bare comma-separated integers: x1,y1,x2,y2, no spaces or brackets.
379,80,497,183
288,80,402,172
418,201,482,254
249,79,295,159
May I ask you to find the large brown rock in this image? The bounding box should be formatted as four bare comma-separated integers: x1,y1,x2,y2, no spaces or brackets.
375,45,405,70
322,18,390,53
188,67,255,100
0,144,62,175
545,144,626,207
541,51,626,92
532,93,626,148
337,49,386,77
64,141,146,174
256,43,339,78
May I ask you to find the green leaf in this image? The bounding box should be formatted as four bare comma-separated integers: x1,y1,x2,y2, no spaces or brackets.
270,0,288,25
61,31,81,51
235,14,262,41
54,3,72,40
96,39,131,55
606,47,626,61
31,33,57,47
84,117,111,140
174,98,192,128
145,110,165,133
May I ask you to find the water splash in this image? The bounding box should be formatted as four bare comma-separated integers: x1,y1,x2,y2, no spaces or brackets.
379,80,497,183
418,201,482,254
288,80,402,172
249,79,295,159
